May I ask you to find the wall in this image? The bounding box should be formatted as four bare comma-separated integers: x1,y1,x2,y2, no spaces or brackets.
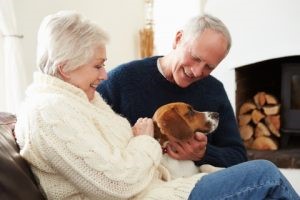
205,0,300,112
13,0,144,83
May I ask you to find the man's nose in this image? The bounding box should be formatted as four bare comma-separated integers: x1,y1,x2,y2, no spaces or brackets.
191,62,205,77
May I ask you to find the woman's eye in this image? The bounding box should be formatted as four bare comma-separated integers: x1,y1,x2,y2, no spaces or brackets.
95,64,105,69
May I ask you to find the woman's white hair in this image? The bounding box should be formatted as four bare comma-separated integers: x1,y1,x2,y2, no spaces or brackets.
182,14,232,53
37,10,109,77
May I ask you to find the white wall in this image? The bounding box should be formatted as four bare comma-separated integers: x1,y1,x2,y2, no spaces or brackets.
12,0,300,114
205,0,300,112
153,0,201,55
13,0,144,83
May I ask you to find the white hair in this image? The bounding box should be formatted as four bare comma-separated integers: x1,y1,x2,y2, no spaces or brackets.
182,14,231,53
37,10,109,77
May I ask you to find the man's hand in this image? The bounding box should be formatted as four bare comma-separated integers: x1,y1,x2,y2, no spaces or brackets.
166,132,207,161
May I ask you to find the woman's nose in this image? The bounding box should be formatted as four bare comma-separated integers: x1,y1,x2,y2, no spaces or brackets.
99,68,108,80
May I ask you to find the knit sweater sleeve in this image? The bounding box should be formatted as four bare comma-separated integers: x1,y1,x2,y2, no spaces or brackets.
28,103,162,199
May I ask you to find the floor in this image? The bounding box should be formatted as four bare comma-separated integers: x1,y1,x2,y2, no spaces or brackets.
280,168,300,195
247,135,300,195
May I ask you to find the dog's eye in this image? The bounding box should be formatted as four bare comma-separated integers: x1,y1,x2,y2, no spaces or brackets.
188,107,195,116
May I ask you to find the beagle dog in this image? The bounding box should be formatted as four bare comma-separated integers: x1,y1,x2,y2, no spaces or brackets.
153,102,219,179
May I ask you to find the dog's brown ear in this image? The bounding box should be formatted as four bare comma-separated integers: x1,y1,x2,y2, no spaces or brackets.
153,121,161,140
153,121,168,146
160,108,193,140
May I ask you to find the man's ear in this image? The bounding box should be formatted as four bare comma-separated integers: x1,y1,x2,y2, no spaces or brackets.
172,30,183,49
57,64,70,80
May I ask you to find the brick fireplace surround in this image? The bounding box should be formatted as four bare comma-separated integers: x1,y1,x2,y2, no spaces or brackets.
235,56,300,168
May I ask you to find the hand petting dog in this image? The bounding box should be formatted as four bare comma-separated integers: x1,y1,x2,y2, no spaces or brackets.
166,132,207,161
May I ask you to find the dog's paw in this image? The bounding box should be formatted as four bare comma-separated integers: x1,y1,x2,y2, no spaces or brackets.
199,164,223,173
161,154,198,179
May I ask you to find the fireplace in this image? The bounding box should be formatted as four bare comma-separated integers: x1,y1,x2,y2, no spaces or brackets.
235,56,300,148
204,0,300,167
281,61,300,147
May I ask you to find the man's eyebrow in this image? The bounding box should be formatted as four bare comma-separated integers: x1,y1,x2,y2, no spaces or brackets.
190,51,216,69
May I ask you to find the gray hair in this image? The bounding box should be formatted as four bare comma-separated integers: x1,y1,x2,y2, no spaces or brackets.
181,14,231,53
37,10,109,77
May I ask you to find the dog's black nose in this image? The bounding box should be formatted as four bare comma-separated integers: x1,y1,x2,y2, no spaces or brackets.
210,112,219,120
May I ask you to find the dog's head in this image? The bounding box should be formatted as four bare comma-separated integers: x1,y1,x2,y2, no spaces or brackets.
153,102,219,146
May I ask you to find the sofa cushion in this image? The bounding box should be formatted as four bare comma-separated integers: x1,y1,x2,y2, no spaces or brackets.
0,112,45,200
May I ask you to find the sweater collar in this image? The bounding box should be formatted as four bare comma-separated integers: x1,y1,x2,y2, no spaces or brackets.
29,71,90,101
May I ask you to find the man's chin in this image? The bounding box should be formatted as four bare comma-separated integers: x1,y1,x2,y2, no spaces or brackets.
175,80,192,88
173,75,195,88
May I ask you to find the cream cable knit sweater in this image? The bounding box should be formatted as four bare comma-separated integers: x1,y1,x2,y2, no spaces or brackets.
15,72,204,200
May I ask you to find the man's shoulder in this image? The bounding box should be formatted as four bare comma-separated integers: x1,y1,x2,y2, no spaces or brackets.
196,75,223,89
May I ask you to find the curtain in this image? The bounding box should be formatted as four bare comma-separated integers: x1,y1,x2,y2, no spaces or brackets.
0,0,27,113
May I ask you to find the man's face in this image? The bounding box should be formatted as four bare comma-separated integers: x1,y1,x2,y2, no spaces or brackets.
171,29,228,88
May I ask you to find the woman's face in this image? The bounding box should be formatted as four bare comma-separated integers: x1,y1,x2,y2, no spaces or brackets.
64,46,107,101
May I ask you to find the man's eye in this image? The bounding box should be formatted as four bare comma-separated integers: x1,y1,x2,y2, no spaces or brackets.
206,64,215,70
192,56,202,63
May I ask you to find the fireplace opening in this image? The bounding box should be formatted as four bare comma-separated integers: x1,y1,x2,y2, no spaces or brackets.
235,55,300,149
281,61,300,147
291,75,300,109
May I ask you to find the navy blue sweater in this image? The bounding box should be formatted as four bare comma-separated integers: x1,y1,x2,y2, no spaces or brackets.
98,56,247,167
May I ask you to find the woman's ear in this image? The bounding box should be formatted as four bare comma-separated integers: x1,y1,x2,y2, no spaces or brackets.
57,64,70,80
172,30,183,49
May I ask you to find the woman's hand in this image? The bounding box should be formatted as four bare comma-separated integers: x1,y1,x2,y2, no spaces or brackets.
166,132,207,161
132,117,154,137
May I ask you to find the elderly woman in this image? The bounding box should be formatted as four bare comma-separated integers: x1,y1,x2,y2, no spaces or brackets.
15,10,299,200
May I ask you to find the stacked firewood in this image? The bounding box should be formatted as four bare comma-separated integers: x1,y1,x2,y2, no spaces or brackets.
238,92,281,150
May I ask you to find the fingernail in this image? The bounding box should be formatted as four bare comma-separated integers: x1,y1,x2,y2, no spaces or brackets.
195,132,201,136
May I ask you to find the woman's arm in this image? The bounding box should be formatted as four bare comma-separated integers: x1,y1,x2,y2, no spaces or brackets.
33,106,162,199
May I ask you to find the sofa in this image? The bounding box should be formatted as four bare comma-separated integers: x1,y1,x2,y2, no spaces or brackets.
0,112,45,200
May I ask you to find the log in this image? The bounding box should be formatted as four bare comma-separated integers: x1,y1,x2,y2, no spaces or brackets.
238,114,252,126
243,137,254,149
265,94,278,104
254,92,266,108
251,109,265,124
254,122,271,138
251,136,278,150
239,102,256,115
265,115,281,137
262,105,280,115
240,125,254,140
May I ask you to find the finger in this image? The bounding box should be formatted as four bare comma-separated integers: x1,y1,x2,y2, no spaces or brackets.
137,118,143,122
181,140,206,160
194,132,207,142
166,144,181,160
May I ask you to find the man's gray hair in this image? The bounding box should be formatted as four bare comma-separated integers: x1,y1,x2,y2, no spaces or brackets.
182,14,231,53
37,10,109,77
